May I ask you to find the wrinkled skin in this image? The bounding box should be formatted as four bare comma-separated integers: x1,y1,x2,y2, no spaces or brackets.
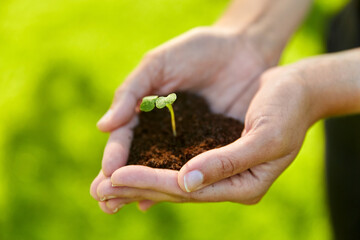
90,27,313,214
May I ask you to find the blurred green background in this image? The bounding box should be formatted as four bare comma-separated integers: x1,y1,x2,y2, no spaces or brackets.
0,0,349,239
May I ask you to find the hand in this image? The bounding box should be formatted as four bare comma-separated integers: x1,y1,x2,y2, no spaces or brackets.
92,64,315,213
90,26,278,213
94,49,360,213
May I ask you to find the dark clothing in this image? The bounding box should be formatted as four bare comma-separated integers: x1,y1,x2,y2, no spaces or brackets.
326,1,360,239
327,1,360,51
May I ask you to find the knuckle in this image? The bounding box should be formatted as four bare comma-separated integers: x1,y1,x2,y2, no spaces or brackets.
216,152,237,177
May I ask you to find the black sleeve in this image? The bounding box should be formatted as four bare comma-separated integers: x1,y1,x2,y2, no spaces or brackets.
326,1,360,239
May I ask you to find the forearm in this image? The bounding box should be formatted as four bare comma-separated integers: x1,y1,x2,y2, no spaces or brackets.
297,48,360,122
215,0,313,65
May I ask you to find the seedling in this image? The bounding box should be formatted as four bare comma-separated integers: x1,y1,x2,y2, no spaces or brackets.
140,93,177,137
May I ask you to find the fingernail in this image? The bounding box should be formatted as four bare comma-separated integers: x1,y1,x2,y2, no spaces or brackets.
100,195,117,201
183,170,204,192
112,184,120,187
112,204,125,213
97,109,113,126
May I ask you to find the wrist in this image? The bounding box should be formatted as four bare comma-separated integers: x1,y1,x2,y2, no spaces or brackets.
214,0,313,67
214,14,284,68
209,25,284,69
292,49,360,122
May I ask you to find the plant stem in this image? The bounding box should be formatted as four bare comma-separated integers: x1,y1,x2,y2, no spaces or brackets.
166,104,177,137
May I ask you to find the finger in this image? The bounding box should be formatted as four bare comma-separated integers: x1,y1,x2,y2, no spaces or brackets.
111,164,266,203
111,166,186,197
98,177,182,202
138,200,156,212
189,153,296,203
98,201,119,214
105,198,138,212
178,126,286,192
190,171,264,204
97,53,163,132
90,170,106,201
102,117,138,177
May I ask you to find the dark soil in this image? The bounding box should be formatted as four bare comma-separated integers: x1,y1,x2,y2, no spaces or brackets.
127,92,244,170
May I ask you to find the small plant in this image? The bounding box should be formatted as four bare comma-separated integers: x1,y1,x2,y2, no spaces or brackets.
140,93,177,137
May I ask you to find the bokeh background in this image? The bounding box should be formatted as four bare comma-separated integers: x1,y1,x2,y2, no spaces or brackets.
0,0,350,239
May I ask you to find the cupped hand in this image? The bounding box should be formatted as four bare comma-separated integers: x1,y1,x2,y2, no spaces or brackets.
92,65,315,213
90,26,277,213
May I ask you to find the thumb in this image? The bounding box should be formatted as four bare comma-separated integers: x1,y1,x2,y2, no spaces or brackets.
178,127,284,192
97,53,163,132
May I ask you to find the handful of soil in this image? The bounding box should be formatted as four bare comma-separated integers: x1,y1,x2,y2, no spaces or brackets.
127,92,244,170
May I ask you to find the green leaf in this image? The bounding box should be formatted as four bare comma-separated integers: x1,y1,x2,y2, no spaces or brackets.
155,93,177,109
165,93,177,104
155,96,167,109
140,95,158,112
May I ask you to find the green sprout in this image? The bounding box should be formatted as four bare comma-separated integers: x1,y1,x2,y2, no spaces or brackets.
140,93,177,137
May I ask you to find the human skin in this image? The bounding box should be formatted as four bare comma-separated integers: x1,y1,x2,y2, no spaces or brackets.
90,0,313,214
93,49,360,214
